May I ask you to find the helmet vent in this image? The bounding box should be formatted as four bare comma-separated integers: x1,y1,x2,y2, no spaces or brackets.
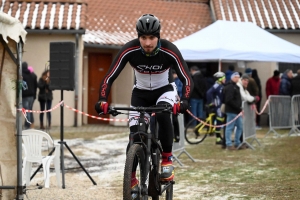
151,20,157,30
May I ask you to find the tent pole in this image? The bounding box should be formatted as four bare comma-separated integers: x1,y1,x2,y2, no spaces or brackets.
218,60,221,71
16,40,24,199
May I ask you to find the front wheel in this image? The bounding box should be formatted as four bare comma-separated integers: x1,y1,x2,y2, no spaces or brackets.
184,118,208,144
123,144,146,200
165,182,173,200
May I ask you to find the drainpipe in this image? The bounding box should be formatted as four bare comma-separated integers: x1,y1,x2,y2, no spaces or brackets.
74,34,79,127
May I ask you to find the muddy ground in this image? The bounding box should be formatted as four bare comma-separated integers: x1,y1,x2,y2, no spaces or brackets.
24,128,300,199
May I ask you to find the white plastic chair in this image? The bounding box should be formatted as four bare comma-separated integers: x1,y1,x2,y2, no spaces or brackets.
22,129,61,188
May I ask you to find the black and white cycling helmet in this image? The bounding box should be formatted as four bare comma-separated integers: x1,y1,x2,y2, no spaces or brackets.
136,14,161,38
213,72,225,80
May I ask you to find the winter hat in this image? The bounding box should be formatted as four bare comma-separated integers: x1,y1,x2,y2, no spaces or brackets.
22,62,28,70
231,72,240,79
273,70,280,76
241,74,249,80
245,68,252,75
28,66,34,73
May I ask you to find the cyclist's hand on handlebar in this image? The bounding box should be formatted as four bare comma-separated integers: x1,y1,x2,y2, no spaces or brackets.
179,99,189,113
174,99,189,114
95,101,109,114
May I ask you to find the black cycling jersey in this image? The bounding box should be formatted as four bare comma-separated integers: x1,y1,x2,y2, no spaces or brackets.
98,38,194,101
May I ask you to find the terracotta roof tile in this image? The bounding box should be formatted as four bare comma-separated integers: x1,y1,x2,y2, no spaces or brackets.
0,0,87,31
83,0,212,46
211,0,300,30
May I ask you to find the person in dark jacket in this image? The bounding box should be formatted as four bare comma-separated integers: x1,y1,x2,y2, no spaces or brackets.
206,72,226,145
244,68,258,96
22,62,37,129
223,72,243,150
189,66,206,125
251,69,262,128
38,70,53,129
27,65,38,128
266,70,280,98
279,69,293,96
291,69,300,126
291,69,300,95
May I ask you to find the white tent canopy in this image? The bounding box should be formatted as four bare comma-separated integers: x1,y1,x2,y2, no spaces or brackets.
0,12,26,199
173,20,300,63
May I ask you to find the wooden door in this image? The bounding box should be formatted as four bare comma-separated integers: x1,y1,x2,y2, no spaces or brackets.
88,53,112,124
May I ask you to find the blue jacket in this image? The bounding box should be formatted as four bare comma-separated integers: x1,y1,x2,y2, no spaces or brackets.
279,73,292,96
206,82,224,108
174,77,183,98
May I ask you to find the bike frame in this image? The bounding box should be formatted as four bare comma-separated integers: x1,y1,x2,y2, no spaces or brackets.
195,112,216,134
108,105,173,198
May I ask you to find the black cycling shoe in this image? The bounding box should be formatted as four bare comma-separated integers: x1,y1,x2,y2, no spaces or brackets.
215,138,223,145
160,164,175,182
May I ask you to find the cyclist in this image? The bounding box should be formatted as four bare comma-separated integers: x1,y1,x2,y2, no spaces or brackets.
206,72,226,145
94,14,194,198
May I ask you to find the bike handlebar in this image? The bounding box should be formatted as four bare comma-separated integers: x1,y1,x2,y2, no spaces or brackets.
107,104,173,116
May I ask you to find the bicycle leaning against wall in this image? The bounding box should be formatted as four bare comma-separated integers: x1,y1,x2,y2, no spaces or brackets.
106,104,175,200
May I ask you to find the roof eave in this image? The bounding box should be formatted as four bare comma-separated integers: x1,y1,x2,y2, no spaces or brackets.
84,43,122,50
25,29,86,35
266,29,300,33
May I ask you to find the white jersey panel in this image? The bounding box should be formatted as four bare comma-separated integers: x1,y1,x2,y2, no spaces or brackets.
134,69,170,90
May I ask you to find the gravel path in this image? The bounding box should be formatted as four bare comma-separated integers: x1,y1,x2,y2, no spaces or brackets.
22,132,193,200
24,134,127,200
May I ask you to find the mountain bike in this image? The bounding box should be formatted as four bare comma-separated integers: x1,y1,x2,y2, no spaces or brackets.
107,105,174,200
185,106,217,144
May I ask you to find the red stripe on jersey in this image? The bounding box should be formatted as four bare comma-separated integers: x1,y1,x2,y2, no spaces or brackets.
161,47,191,86
104,46,140,84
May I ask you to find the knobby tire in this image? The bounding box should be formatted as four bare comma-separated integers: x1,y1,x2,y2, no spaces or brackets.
123,144,146,200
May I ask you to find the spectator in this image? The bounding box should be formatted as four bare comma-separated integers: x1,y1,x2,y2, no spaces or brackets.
27,66,38,128
189,66,206,125
38,70,53,130
244,68,259,96
237,74,260,145
206,72,226,145
225,65,235,83
22,62,37,129
291,69,300,126
223,72,243,150
291,69,300,95
171,69,183,142
279,69,293,96
172,69,183,98
266,70,280,98
251,69,262,128
237,74,259,104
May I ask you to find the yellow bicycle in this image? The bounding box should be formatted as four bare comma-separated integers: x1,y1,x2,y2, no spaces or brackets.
185,109,217,144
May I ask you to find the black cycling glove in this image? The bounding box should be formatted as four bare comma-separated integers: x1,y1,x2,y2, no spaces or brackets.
179,99,189,113
95,101,108,114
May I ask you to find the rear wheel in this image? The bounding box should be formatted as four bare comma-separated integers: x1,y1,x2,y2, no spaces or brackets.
184,118,208,144
123,144,146,200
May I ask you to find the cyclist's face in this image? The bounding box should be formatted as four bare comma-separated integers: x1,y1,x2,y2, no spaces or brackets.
139,35,158,53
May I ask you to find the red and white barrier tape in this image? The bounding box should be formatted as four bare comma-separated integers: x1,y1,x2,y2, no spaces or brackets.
64,104,129,122
18,101,64,123
187,109,242,128
19,99,270,124
254,99,269,115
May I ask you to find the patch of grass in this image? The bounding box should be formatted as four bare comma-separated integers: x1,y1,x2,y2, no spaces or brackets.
173,133,300,199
